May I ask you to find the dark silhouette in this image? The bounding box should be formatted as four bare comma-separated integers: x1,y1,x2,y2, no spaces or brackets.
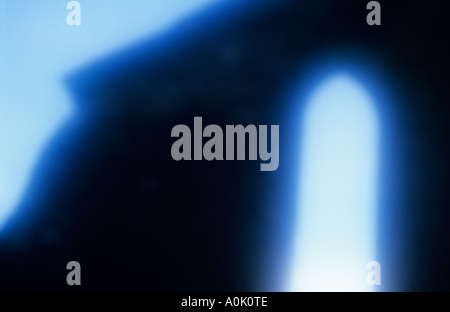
0,0,449,291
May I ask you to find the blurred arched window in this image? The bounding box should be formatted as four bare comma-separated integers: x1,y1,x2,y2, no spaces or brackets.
290,73,379,291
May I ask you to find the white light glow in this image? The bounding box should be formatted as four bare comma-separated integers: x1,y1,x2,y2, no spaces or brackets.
290,73,379,291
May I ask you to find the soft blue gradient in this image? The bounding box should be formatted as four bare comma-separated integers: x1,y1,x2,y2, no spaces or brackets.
290,73,379,291
0,0,219,227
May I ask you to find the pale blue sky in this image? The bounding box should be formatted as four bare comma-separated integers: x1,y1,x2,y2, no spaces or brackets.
0,0,220,226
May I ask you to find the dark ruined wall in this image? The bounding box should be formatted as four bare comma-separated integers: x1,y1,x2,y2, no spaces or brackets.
0,0,449,291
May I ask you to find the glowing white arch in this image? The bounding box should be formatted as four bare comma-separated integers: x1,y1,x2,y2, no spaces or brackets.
290,73,379,291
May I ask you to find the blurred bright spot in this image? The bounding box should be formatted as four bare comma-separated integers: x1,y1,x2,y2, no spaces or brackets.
290,73,379,291
0,0,220,228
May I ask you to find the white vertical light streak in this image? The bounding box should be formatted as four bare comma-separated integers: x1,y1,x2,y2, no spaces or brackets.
290,73,379,291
